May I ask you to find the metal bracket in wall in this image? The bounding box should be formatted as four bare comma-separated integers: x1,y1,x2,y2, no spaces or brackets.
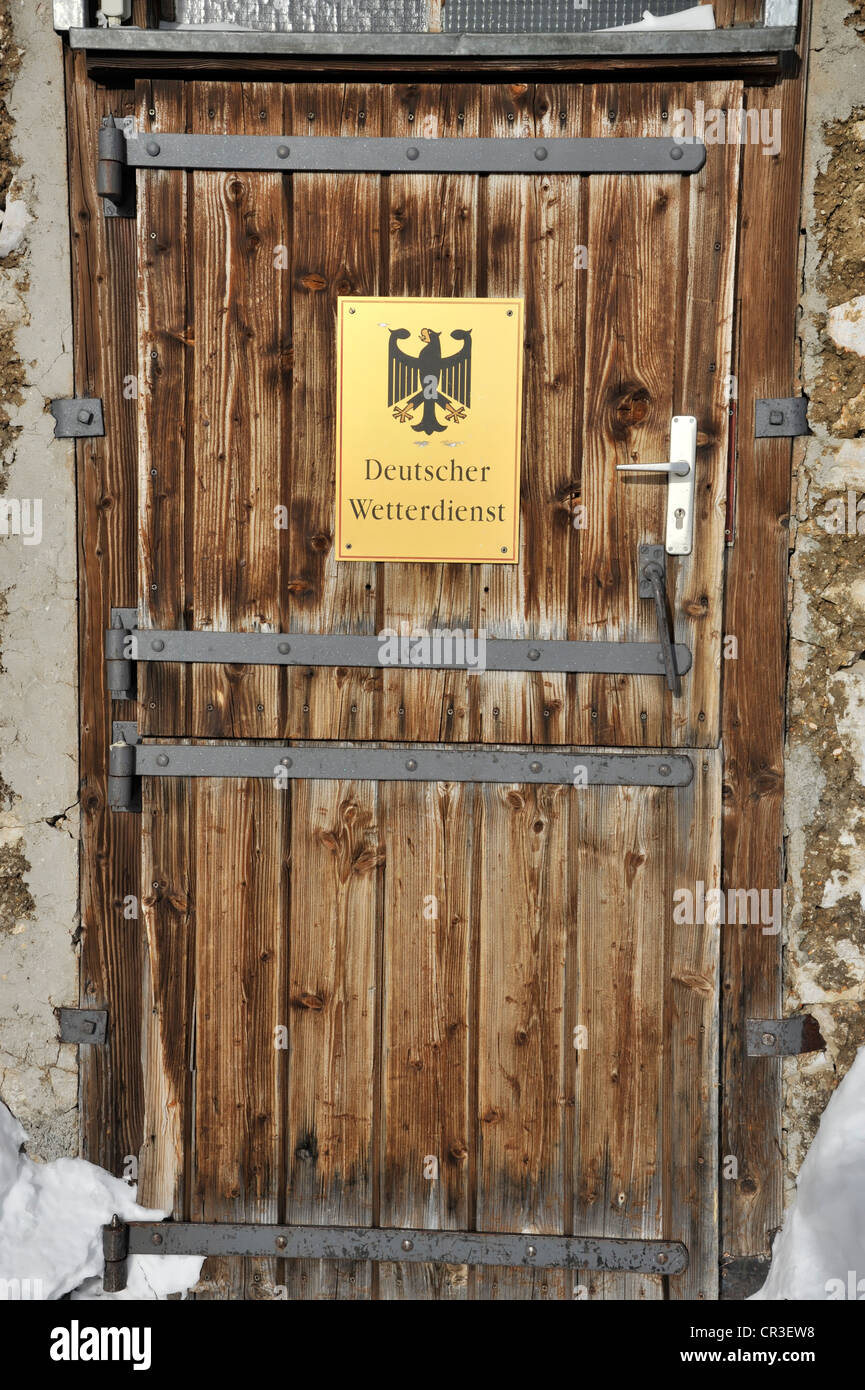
745,1015,826,1057
108,720,694,811
719,1254,772,1301
49,397,104,439
98,129,706,196
58,1008,108,1046
754,396,810,439
105,611,692,684
102,1218,688,1291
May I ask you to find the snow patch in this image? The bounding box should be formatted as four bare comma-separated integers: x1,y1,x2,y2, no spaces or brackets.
0,198,32,258
751,1047,865,1299
0,1100,202,1300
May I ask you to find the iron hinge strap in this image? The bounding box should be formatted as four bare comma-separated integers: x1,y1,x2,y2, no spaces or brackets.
105,610,693,698
103,1219,687,1292
103,129,706,180
108,723,694,811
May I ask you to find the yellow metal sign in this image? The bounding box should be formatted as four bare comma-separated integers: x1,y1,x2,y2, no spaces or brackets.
337,297,523,563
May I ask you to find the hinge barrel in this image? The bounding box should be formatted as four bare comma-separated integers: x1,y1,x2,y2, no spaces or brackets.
108,732,136,811
102,1216,129,1293
105,609,136,699
97,118,127,201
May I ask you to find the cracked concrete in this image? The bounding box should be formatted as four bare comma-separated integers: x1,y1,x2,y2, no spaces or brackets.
784,0,865,1195
0,0,78,1159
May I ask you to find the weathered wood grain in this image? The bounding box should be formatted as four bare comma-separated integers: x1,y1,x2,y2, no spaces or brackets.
139,776,194,1218
186,82,284,737
720,37,811,1264
123,76,789,1304
476,84,585,754
139,81,737,750
284,779,380,1300
137,79,190,733
190,776,287,1299
667,750,722,1301
67,54,144,1174
282,83,384,744
576,85,683,749
573,781,669,1300
672,79,742,749
378,779,475,1299
474,782,571,1299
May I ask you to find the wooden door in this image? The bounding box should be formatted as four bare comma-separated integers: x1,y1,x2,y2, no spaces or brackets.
134,77,736,1300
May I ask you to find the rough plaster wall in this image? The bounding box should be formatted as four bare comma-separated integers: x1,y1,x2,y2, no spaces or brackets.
785,0,865,1195
0,0,78,1157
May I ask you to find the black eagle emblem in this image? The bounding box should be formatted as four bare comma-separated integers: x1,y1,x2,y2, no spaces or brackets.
388,327,472,436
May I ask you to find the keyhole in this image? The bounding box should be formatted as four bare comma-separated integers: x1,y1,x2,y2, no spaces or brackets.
674,507,685,530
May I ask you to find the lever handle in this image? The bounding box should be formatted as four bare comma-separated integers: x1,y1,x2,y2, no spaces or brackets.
642,561,681,697
616,416,697,554
616,460,691,477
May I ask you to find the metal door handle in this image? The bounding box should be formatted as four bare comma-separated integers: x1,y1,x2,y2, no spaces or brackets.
617,460,690,477
638,545,681,697
616,415,697,554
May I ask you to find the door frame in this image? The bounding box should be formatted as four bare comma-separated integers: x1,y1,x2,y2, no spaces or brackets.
64,11,811,1297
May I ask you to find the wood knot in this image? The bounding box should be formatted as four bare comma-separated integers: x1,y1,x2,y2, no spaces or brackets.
611,384,651,437
294,992,324,1011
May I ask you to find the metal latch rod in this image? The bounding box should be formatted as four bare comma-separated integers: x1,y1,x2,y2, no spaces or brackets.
638,545,682,697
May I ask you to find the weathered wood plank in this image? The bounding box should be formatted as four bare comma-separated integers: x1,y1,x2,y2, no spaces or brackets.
576,85,682,750
476,84,584,753
190,777,287,1299
720,39,811,1263
284,780,380,1300
378,780,475,1299
283,82,384,744
667,749,722,1300
672,79,742,749
186,81,284,737
137,79,190,734
573,781,669,1300
66,53,143,1174
473,782,571,1299
377,83,480,745
139,776,194,1218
